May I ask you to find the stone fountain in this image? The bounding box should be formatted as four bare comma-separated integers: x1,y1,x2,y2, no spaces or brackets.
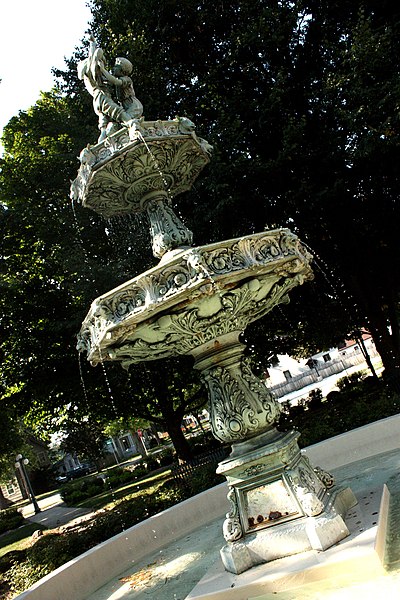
72,41,356,575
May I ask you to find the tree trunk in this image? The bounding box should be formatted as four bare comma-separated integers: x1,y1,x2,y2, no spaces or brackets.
355,332,379,380
164,418,194,462
149,423,162,445
348,274,400,381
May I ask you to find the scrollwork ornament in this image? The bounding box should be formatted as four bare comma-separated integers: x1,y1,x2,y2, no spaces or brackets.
145,196,193,258
241,356,281,426
239,464,265,478
314,466,335,489
285,468,324,517
223,488,243,542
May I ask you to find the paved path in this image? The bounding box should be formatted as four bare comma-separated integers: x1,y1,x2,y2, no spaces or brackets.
21,493,93,529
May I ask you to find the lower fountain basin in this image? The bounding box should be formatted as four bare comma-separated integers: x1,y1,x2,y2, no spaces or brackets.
78,228,313,366
16,415,400,600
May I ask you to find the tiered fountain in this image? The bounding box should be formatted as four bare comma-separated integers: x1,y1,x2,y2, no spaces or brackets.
72,41,356,575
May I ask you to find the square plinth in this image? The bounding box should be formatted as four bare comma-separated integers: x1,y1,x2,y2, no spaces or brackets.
217,431,357,574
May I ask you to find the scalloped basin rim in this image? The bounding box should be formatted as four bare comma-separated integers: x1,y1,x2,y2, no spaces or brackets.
92,228,297,303
89,132,204,173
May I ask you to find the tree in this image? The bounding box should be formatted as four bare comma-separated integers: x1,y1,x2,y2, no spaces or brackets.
59,419,107,469
100,356,208,461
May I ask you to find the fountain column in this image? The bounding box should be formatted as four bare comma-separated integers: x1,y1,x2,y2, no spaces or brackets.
192,332,281,445
143,190,193,258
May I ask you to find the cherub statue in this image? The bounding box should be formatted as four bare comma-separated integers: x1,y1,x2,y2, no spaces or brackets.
78,37,142,142
100,57,143,121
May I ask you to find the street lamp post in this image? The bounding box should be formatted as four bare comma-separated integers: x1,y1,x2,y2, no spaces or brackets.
15,454,41,514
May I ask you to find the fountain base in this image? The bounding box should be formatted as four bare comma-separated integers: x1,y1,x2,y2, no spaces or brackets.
217,430,357,574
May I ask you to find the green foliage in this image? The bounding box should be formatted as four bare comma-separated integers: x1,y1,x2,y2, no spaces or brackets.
59,477,104,505
0,507,24,535
1,0,400,472
59,419,107,466
336,372,364,391
143,457,159,472
0,406,27,483
279,378,400,447
188,431,223,456
3,559,49,597
0,524,47,560
307,388,323,411
157,448,175,467
87,0,400,377
103,465,151,489
185,463,225,496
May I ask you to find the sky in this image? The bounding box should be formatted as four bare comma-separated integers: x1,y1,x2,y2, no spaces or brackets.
0,0,92,143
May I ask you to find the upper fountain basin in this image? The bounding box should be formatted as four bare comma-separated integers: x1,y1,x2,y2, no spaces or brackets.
77,229,313,367
70,117,212,218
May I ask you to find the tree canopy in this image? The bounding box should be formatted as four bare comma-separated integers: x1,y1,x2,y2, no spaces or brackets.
84,0,400,375
1,0,400,462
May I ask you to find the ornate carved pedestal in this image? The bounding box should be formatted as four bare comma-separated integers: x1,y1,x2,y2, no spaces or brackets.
191,334,357,574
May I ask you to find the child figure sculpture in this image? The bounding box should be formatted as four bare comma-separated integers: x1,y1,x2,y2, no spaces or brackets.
101,57,143,121
78,37,143,142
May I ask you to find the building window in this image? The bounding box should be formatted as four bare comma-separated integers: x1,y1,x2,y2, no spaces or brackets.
120,436,131,451
37,451,47,465
6,482,15,495
323,353,331,363
283,370,292,381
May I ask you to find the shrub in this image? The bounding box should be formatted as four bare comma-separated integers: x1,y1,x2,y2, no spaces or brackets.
132,463,147,479
186,463,225,496
337,371,364,391
60,477,104,505
144,457,159,472
157,448,175,467
280,377,400,447
307,388,323,410
4,560,49,596
0,507,24,534
105,467,138,488
189,432,222,456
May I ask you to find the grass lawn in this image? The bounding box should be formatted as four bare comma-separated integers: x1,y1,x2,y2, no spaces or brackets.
0,523,47,558
0,469,172,561
74,468,172,511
